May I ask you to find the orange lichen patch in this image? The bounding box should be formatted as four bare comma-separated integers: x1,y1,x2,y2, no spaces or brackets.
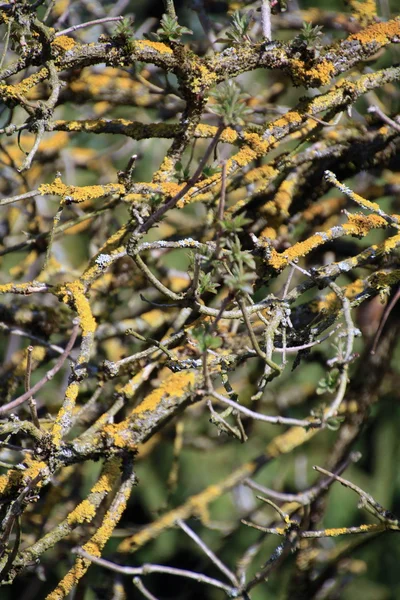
291,59,335,87
195,123,238,144
347,0,377,25
55,117,131,133
266,212,389,271
179,134,273,208
90,458,122,495
116,371,145,400
303,197,346,221
135,39,173,54
84,485,132,555
81,246,126,287
191,64,218,94
132,370,196,417
261,179,296,217
266,425,317,458
57,281,96,336
67,499,97,525
22,457,49,485
101,422,137,450
272,111,303,130
46,562,86,600
243,164,278,185
51,382,80,446
38,176,124,203
347,212,387,236
0,282,34,294
229,144,257,169
0,68,49,99
0,472,19,496
118,458,257,553
52,35,76,52
377,232,400,254
288,118,317,140
350,16,400,46
153,156,176,183
314,278,365,313
324,524,376,537
157,181,183,197
242,132,271,155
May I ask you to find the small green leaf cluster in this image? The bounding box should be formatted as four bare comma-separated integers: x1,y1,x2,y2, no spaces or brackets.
112,17,135,47
299,22,324,47
217,11,253,45
147,13,193,43
316,368,340,395
192,325,222,352
209,80,252,126
222,236,256,295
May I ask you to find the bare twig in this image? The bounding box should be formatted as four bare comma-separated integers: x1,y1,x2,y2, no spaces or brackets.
55,16,124,37
0,322,79,415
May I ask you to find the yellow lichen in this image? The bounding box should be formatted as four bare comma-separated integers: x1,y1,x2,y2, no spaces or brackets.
153,156,176,182
22,457,49,485
0,473,12,495
291,59,335,87
314,279,365,313
346,212,387,236
351,17,400,47
52,35,76,52
91,457,122,494
101,423,136,449
0,283,17,294
242,132,271,155
195,123,238,144
266,211,389,271
0,68,48,99
378,232,400,254
117,370,148,400
272,111,303,130
261,179,295,218
132,370,196,417
191,64,218,94
135,39,173,54
38,177,124,203
347,0,377,24
67,499,97,525
266,425,317,458
243,164,278,185
57,281,96,336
